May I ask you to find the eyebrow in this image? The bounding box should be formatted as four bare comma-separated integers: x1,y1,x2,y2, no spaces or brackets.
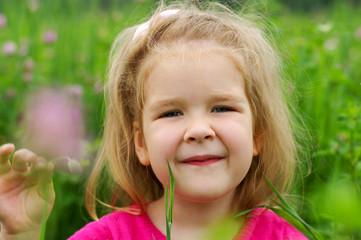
147,93,248,113
147,97,184,113
211,94,248,104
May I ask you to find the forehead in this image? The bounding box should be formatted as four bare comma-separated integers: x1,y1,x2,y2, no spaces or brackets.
141,45,247,101
138,41,245,86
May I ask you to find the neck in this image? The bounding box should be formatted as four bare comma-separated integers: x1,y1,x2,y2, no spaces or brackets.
147,191,241,240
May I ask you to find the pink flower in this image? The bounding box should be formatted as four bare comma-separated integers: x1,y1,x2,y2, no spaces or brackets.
28,0,39,12
5,88,16,100
52,156,83,174
65,84,83,98
94,80,103,94
43,30,58,43
0,14,6,28
355,27,361,40
19,40,29,56
2,41,17,55
19,44,28,56
23,72,33,82
25,58,35,71
22,89,84,159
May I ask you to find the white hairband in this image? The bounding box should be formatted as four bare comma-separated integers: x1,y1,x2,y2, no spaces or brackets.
133,9,181,40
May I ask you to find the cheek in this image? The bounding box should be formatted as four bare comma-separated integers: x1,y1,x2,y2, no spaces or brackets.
143,123,183,184
146,124,181,158
216,116,253,143
215,118,255,164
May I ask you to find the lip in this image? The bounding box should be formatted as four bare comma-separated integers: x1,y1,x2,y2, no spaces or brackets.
180,155,224,166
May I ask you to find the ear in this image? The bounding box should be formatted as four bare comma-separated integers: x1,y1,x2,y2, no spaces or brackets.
133,121,150,166
253,135,262,157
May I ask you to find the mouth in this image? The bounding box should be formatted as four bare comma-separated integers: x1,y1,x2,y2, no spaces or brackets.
180,155,224,166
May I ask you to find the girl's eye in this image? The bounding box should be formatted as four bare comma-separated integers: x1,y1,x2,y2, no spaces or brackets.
159,111,182,118
212,106,235,113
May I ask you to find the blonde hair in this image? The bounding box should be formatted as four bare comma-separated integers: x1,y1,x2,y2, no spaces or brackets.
86,1,302,220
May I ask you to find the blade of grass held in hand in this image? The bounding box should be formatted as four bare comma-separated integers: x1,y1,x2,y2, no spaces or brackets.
165,183,171,240
167,161,175,223
165,160,175,240
39,187,49,240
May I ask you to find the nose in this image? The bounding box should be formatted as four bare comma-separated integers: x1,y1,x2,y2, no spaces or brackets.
184,119,215,143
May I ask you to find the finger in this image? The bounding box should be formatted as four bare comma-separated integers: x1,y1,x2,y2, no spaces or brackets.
12,149,37,173
30,156,47,172
39,158,54,184
37,158,55,199
0,143,14,174
0,143,15,164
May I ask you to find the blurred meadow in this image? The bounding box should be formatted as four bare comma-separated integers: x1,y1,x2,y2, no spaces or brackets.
0,0,360,239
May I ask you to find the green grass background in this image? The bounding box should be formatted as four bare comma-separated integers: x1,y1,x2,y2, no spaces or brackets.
0,0,360,239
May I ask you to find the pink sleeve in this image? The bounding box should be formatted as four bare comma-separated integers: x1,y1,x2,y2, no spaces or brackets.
238,209,308,240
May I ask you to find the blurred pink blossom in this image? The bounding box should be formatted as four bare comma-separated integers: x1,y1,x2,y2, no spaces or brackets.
5,88,16,100
28,0,39,12
19,44,29,56
334,143,339,150
2,41,17,55
25,58,35,71
94,81,103,94
355,27,361,39
22,89,84,159
43,30,58,43
65,84,83,98
337,134,346,142
52,156,83,174
18,38,30,56
23,71,33,82
0,14,6,28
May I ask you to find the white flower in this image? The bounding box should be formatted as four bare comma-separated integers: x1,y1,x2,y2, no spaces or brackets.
67,158,83,174
318,23,332,33
323,38,338,51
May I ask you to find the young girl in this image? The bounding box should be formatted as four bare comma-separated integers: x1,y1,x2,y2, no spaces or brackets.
0,2,307,239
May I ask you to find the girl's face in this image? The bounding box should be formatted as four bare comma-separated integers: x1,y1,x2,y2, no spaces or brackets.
134,49,258,203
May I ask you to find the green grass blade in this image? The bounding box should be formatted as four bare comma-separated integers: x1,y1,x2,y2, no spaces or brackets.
264,175,294,213
271,201,323,240
263,175,324,240
270,206,323,240
166,214,171,240
165,160,175,240
39,187,49,240
232,205,267,218
165,182,171,240
167,161,175,223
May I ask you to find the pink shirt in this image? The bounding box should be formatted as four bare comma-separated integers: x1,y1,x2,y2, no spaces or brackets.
68,206,307,240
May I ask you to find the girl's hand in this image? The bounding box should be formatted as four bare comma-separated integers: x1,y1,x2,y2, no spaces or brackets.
0,143,55,240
